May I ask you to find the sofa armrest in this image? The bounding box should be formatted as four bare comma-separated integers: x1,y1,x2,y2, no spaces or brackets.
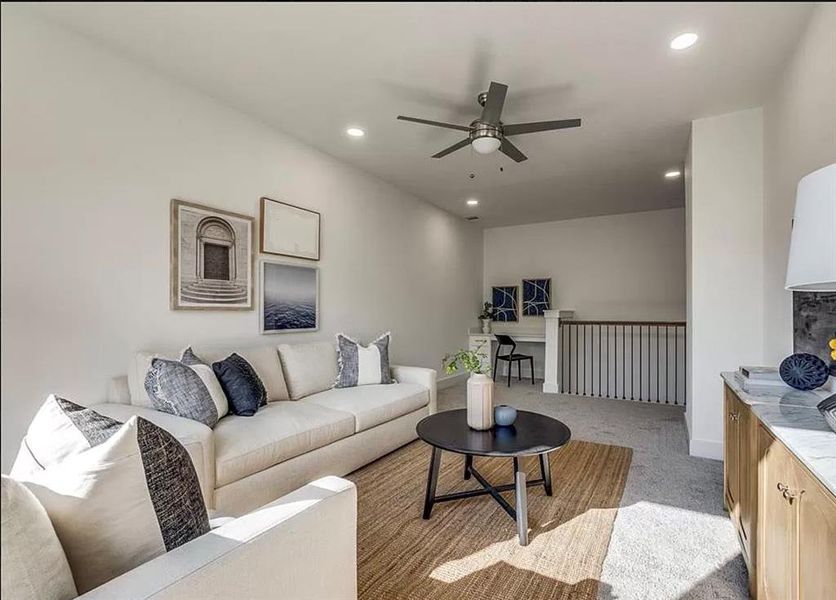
76,477,357,600
91,403,215,507
391,365,437,414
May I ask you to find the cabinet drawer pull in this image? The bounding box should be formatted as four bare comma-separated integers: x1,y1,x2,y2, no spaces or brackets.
729,412,740,422
782,488,804,504
777,482,789,493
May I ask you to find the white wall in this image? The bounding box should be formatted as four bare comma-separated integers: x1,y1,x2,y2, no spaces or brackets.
762,3,836,365
483,208,686,379
0,11,482,470
687,107,764,459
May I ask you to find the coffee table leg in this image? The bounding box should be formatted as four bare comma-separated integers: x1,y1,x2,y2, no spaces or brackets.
463,454,473,480
423,447,441,519
539,452,553,496
513,457,529,546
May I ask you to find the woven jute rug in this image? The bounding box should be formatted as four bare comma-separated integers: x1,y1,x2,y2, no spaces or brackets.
347,438,632,600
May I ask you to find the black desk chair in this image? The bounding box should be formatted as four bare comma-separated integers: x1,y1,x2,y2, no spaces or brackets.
493,334,535,387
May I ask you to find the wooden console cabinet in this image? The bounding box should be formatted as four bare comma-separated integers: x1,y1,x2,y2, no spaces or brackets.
724,384,836,599
723,385,759,592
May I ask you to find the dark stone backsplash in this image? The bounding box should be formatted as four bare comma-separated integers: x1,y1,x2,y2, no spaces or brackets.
793,292,836,374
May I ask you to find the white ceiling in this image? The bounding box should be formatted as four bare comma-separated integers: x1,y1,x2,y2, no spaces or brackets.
29,2,813,227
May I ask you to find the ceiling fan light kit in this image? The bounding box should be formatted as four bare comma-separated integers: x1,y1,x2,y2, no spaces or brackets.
397,81,581,163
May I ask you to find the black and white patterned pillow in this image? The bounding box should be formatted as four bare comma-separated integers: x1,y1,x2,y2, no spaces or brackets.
10,394,122,477
144,347,228,427
334,332,394,388
212,353,267,416
21,416,210,594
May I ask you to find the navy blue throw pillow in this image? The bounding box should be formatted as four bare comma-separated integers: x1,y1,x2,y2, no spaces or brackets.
212,354,267,417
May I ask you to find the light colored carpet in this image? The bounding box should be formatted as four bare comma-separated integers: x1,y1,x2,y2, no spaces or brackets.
437,381,748,600
348,438,632,599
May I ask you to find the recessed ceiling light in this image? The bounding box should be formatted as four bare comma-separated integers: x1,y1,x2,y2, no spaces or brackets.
670,33,698,50
346,127,365,137
466,199,479,206
665,170,682,179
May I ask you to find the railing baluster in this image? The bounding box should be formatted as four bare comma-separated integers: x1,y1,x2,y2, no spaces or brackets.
639,325,643,401
674,326,678,405
583,325,587,396
665,326,669,404
656,325,660,403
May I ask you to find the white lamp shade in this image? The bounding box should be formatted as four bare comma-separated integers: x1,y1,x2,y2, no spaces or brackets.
471,137,501,155
785,163,836,291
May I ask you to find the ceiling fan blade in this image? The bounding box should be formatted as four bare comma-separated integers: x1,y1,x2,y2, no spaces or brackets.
503,118,581,136
432,138,472,158
397,115,471,132
480,81,508,125
499,138,527,162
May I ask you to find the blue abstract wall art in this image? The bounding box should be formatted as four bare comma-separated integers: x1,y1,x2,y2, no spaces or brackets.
522,278,551,316
491,286,518,322
260,260,318,333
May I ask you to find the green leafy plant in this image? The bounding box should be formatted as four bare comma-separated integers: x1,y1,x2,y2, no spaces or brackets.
478,302,494,320
443,343,490,375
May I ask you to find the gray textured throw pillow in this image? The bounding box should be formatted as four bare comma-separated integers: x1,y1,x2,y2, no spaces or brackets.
334,332,394,388
144,348,228,427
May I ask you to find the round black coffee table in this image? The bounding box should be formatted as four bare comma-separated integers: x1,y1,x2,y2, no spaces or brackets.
416,409,571,545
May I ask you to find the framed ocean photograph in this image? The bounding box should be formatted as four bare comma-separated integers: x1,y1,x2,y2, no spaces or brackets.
522,278,551,316
491,285,518,322
260,197,321,261
170,199,254,311
260,259,319,333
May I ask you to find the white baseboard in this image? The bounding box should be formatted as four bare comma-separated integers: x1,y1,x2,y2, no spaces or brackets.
437,372,467,390
689,437,723,461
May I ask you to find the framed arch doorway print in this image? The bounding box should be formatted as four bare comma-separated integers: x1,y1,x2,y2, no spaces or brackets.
171,199,254,310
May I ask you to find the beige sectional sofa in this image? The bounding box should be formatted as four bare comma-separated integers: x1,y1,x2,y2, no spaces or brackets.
92,340,437,516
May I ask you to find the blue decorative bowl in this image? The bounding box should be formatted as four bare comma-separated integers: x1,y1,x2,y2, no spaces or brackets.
779,353,829,391
494,405,517,427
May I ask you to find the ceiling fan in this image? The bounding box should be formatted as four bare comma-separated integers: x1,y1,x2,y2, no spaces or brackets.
397,81,581,163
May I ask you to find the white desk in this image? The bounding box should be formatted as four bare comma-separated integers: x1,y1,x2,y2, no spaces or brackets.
467,309,574,394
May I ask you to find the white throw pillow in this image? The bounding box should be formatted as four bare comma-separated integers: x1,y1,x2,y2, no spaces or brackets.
10,395,122,477
20,416,210,594
334,332,394,388
1,476,77,600
277,341,338,400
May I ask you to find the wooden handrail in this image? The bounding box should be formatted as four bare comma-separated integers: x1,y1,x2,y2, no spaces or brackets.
561,320,686,326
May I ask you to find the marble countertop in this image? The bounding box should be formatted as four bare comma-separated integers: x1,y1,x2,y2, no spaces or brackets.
721,371,830,408
721,372,835,497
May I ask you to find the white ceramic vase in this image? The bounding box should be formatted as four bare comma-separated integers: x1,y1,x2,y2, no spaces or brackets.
480,319,492,334
467,373,495,430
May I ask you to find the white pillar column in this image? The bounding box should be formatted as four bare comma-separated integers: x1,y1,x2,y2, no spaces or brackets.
543,310,561,393
543,309,575,393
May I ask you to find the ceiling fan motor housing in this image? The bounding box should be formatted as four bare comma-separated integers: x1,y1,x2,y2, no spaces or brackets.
469,120,502,143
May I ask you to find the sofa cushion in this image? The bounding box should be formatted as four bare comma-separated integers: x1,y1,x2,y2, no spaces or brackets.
302,383,429,433
128,351,173,408
1,476,77,600
213,402,354,487
277,341,338,399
